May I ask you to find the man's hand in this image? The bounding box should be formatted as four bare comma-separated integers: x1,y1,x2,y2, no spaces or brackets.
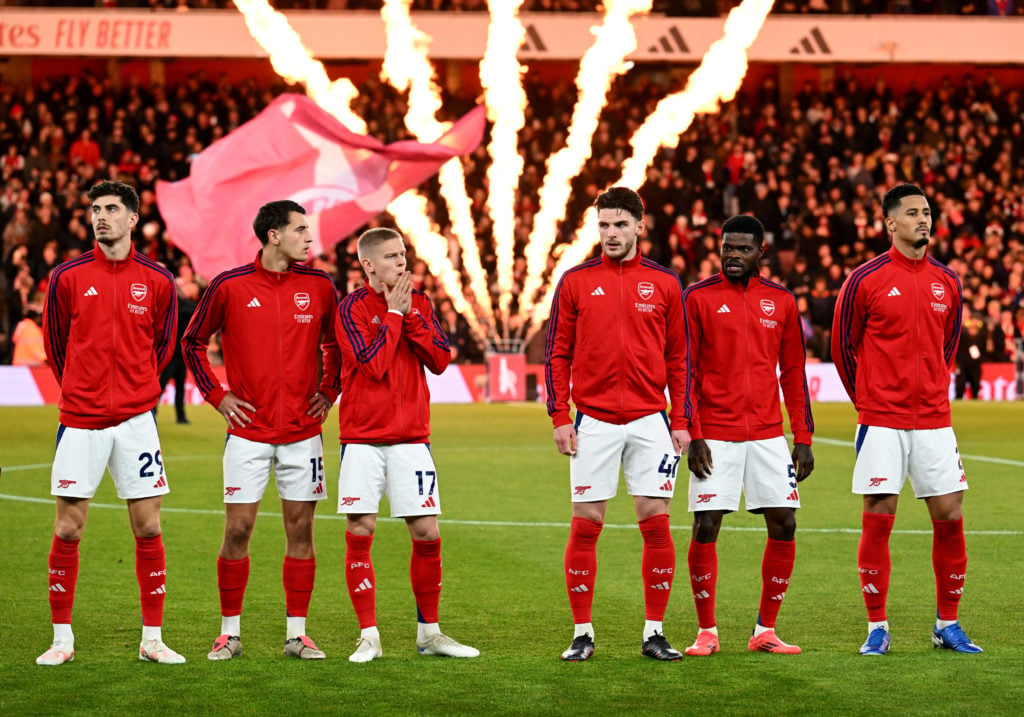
217,392,256,429
671,429,691,456
687,438,713,480
792,443,814,482
306,392,332,424
384,272,412,315
553,424,577,456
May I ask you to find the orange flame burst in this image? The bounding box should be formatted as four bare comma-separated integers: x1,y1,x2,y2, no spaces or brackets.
380,0,496,339
479,0,528,339
518,0,652,323
527,0,774,340
232,0,365,133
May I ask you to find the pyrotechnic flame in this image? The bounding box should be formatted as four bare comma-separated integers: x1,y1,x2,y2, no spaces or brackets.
379,0,496,338
527,0,774,339
518,0,652,323
619,0,773,187
232,0,365,133
388,192,488,341
479,0,528,339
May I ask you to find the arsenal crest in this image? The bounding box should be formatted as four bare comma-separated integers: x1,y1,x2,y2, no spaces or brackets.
760,299,775,316
637,282,654,300
130,283,147,301
931,283,945,301
294,292,311,310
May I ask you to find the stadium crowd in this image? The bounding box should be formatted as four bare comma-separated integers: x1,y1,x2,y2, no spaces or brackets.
2,61,1023,368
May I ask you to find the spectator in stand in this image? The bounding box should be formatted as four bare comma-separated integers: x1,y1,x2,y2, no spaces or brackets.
3,59,1024,367
955,310,987,398
12,299,46,366
68,129,101,170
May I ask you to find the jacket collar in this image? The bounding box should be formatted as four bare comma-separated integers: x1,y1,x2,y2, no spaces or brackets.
92,243,136,269
600,252,643,270
253,250,296,282
716,271,760,290
888,244,929,272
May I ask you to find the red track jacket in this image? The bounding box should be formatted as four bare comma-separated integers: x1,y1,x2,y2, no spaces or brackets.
43,245,177,429
683,273,813,444
335,286,450,444
832,246,962,429
182,254,341,444
544,253,688,429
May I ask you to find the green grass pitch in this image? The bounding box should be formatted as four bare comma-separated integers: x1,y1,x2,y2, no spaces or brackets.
1,401,1022,715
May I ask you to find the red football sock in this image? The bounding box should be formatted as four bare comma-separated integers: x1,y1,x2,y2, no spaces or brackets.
932,517,967,621
564,517,602,624
283,556,316,618
639,514,675,621
758,538,795,629
858,512,894,622
135,534,166,627
411,538,442,624
217,556,249,617
687,539,718,629
47,535,80,624
345,532,377,629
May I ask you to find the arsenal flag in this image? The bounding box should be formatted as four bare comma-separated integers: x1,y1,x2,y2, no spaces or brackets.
156,94,485,280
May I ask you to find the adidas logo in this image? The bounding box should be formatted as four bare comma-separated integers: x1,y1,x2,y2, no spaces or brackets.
887,286,901,297
787,490,799,501
313,483,324,495
421,496,437,509
646,26,689,54
591,287,606,296
519,23,547,52
247,297,261,308
789,27,831,55
83,286,98,297
153,475,167,489
693,590,710,600
649,581,671,590
949,588,963,595
771,591,787,601
371,315,381,324
150,585,166,595
49,583,67,593
660,480,673,491
717,304,730,314
353,578,373,593
862,583,880,594
570,585,589,593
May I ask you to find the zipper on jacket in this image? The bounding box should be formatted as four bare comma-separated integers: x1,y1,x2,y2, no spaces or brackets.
110,269,118,416
275,282,284,431
396,317,405,439
618,263,626,415
742,284,752,438
912,271,920,426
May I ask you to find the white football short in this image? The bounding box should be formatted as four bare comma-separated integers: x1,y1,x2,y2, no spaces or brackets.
222,434,326,503
569,411,679,503
852,425,968,498
687,436,799,513
51,412,169,500
337,443,441,518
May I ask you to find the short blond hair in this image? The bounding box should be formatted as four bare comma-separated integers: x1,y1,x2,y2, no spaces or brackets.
357,227,403,261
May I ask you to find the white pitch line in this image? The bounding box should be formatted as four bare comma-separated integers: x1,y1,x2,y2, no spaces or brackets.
0,493,1019,536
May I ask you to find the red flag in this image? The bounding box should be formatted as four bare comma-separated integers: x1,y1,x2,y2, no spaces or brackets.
156,94,485,280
